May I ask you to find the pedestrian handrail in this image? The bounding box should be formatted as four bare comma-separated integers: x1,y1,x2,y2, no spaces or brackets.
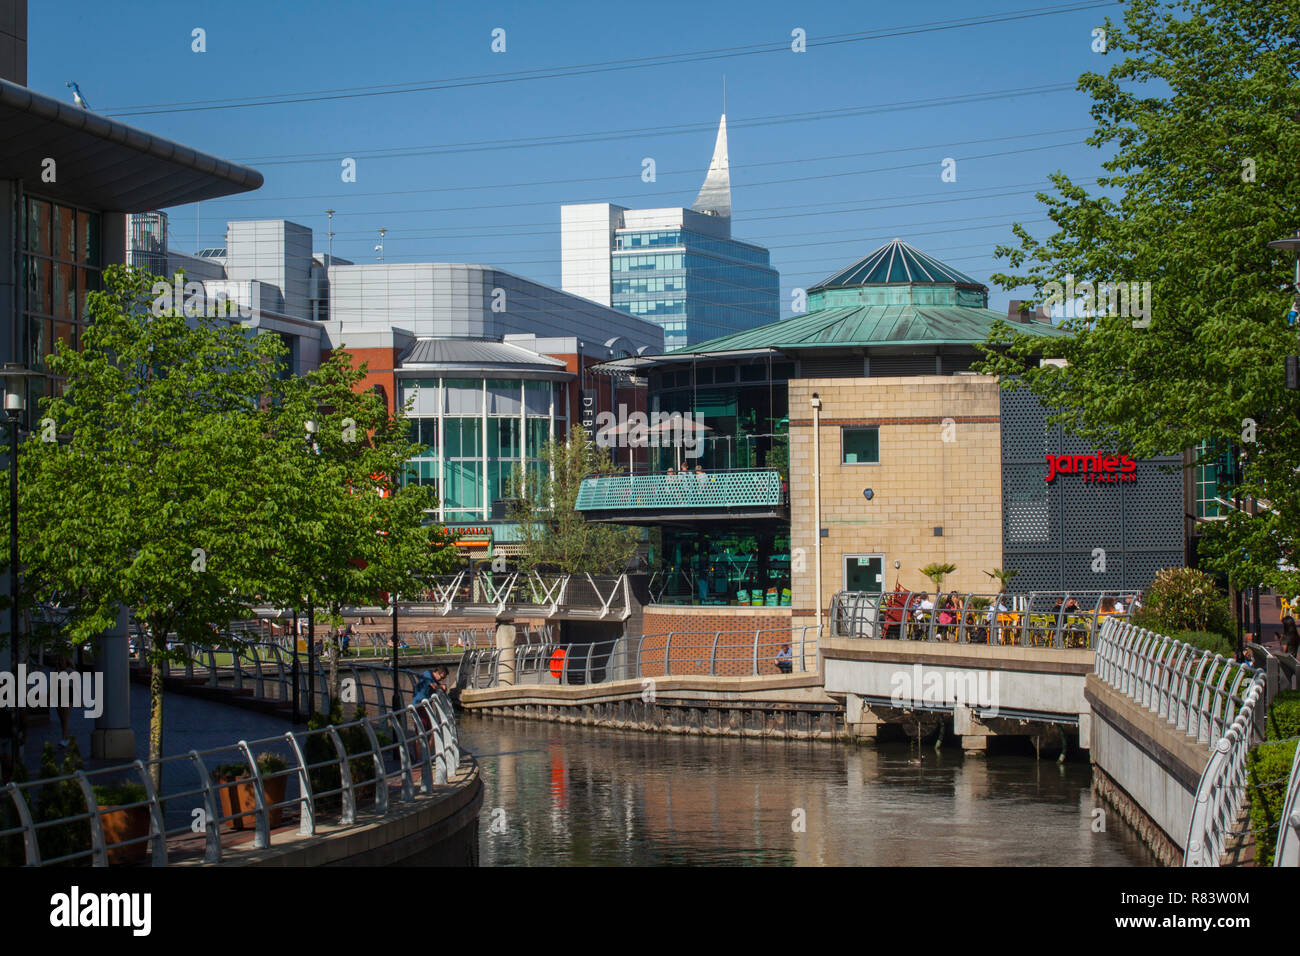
830,590,1137,648
458,625,817,690
1273,740,1300,867
0,693,459,867
1093,616,1260,747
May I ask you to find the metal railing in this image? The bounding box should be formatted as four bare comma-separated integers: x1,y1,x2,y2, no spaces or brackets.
830,590,1136,648
405,571,631,619
0,693,460,867
1089,616,1266,867
1274,741,1300,867
1093,616,1260,748
575,469,786,512
458,625,817,690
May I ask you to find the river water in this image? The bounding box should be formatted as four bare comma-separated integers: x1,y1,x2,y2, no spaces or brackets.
460,715,1157,866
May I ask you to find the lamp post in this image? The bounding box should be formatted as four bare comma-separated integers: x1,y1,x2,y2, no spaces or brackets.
304,418,318,720
1,364,37,776
810,393,824,637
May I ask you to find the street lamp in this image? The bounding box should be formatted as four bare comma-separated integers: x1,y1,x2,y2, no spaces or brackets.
810,393,823,637
303,418,318,720
1,364,38,777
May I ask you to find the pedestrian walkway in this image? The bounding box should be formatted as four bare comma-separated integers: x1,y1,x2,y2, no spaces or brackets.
20,682,290,773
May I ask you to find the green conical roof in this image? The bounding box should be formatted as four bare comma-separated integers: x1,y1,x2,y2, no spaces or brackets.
810,238,984,290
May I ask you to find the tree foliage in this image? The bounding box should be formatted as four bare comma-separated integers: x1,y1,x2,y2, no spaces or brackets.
507,425,638,575
975,0,1300,590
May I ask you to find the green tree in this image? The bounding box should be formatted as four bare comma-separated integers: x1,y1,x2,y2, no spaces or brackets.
253,349,459,704
16,266,286,787
976,0,1300,593
507,425,637,575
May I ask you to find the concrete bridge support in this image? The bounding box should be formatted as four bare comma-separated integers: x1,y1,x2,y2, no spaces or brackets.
954,705,990,753
495,621,516,687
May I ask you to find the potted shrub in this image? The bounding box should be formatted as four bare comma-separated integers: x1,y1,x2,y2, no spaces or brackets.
92,782,149,864
213,753,290,830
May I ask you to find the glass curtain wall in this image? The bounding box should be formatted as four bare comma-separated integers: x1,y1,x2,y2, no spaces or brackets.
21,195,102,413
651,525,791,606
401,377,563,521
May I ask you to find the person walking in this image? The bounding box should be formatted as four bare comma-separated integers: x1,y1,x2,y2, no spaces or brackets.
1282,615,1299,657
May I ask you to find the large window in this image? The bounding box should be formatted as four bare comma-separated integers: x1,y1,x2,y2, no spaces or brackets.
20,196,102,409
842,427,879,465
398,376,563,521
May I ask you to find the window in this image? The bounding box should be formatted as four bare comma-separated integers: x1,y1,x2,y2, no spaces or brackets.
842,427,879,464
844,555,884,593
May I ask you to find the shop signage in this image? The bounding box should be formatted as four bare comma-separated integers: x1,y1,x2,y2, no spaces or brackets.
448,525,493,548
1044,452,1137,484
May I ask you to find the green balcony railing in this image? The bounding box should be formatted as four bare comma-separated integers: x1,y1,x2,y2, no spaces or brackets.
575,469,785,512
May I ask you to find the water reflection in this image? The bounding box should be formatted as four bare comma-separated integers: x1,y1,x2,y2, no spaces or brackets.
461,716,1156,867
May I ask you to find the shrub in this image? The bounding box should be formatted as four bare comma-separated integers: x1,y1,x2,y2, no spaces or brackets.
33,741,91,863
1265,689,1300,742
257,752,289,776
1139,568,1232,637
1245,738,1297,867
1172,630,1235,659
213,762,249,781
92,783,147,807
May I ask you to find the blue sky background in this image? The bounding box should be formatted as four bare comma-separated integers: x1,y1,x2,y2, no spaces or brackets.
29,0,1122,317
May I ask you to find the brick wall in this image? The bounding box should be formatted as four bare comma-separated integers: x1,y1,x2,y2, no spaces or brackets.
639,606,795,676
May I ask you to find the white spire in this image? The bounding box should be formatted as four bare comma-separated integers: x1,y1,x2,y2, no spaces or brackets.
691,114,731,220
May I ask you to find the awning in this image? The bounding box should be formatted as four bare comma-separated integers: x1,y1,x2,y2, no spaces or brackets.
0,77,263,210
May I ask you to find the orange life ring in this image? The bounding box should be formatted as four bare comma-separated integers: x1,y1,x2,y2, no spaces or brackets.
549,647,567,679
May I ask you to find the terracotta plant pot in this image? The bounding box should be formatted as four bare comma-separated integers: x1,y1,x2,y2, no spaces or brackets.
97,804,150,864
218,775,288,830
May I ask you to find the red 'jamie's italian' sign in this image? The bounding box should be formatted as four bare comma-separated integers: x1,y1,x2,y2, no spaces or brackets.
1044,452,1137,484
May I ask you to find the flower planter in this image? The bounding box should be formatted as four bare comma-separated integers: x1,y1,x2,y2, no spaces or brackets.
97,804,150,864
218,775,288,830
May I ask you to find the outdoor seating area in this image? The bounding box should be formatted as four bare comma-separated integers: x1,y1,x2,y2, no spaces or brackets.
830,590,1140,649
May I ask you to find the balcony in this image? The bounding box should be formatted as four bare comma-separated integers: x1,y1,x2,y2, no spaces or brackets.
575,469,788,523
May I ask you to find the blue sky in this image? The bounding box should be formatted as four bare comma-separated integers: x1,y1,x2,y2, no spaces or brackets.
29,0,1121,316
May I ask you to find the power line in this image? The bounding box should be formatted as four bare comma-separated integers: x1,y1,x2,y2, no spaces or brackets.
197,126,1094,205
103,3,1117,117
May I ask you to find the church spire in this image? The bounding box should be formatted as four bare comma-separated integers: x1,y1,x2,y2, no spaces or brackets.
691,113,731,220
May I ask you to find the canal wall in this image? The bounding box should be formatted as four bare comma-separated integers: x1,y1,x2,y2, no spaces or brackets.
1083,674,1209,866
174,758,484,867
461,674,843,739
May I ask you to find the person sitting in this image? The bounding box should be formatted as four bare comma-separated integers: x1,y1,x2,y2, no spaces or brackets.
775,644,793,674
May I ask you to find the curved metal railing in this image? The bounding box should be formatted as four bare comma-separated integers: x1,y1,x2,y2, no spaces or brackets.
1274,742,1300,867
0,693,460,867
457,625,817,690
1093,616,1259,747
830,590,1136,648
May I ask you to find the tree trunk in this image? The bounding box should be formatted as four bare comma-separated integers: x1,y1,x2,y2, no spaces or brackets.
148,621,166,793
327,601,340,709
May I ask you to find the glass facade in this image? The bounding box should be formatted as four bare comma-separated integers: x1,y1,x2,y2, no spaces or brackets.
1193,440,1231,520
20,195,102,409
651,525,792,606
400,377,565,522
648,360,793,472
611,229,779,350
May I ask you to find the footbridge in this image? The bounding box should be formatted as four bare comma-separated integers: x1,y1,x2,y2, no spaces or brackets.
404,571,634,622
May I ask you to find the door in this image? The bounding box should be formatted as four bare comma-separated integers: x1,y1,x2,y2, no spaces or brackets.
844,554,884,593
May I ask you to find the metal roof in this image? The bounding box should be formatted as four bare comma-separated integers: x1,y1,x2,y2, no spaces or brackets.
663,303,1067,355
811,238,985,290
397,338,568,371
0,77,263,210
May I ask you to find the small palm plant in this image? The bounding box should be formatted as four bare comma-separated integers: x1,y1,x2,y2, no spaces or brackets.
920,562,957,594
984,568,1019,593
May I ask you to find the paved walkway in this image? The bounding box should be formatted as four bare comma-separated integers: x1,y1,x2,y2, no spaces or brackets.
20,681,291,774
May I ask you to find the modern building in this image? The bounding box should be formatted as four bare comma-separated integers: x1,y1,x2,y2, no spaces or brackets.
0,0,263,760
578,239,1188,631
321,261,663,556
561,115,780,349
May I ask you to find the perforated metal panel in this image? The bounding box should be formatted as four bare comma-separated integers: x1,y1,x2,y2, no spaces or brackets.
1001,385,1184,592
